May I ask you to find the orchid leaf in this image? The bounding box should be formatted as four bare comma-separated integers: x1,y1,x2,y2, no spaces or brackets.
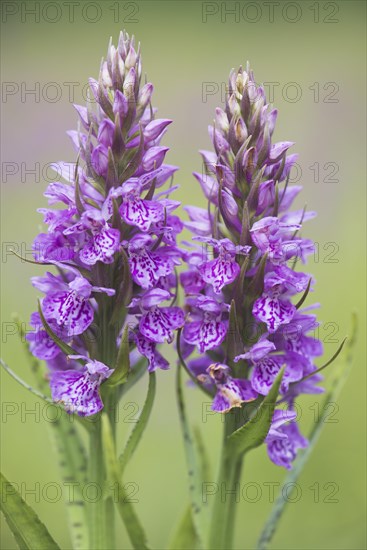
38,301,78,357
239,201,250,246
47,418,89,549
295,277,312,310
227,368,285,457
118,372,156,476
106,325,130,387
74,171,85,215
248,252,268,299
0,472,60,550
169,426,210,549
0,358,54,405
118,357,147,398
272,182,279,217
119,127,144,182
193,425,212,482
176,363,210,549
300,337,347,382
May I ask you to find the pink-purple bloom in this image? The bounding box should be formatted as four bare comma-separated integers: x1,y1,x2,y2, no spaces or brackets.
49,356,113,416
183,295,229,353
137,289,185,344
205,363,257,413
27,32,184,415
180,65,324,469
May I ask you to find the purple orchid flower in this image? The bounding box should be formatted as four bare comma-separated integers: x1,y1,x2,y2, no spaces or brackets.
253,290,295,334
136,289,184,344
41,276,114,337
26,312,63,361
266,419,308,470
64,208,120,266
33,232,75,263
234,338,303,396
119,180,165,232
184,206,212,237
194,237,251,294
50,356,113,416
203,363,257,413
250,217,301,264
134,332,170,372
124,234,177,290
250,354,303,396
183,295,229,353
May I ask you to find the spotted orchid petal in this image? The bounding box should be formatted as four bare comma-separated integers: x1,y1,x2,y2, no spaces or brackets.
140,305,184,344
26,311,61,361
253,294,296,333
128,238,174,289
119,187,165,232
199,256,240,294
135,333,169,372
49,359,112,416
183,317,228,353
266,421,308,470
251,356,284,395
42,292,94,337
79,227,120,265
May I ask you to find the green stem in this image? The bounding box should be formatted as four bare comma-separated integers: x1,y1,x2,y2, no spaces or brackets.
105,392,117,549
88,419,106,550
94,284,119,550
208,412,242,550
225,456,243,549
105,496,115,549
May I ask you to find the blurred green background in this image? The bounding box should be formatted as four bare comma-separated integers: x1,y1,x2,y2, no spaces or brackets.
1,1,366,549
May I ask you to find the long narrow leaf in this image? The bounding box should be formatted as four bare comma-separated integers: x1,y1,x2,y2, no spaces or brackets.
38,301,78,357
193,425,212,482
0,472,60,550
300,337,347,382
48,417,89,549
106,325,130,387
0,358,54,404
176,364,210,549
119,358,147,398
169,426,210,550
119,372,156,476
